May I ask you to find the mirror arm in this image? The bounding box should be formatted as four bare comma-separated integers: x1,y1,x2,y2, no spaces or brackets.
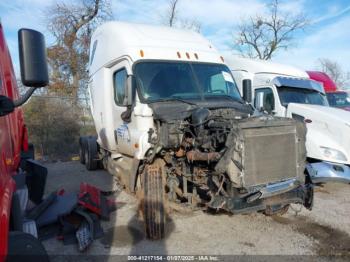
121,105,132,123
13,86,37,107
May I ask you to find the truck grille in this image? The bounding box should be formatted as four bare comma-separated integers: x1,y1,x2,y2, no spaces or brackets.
215,117,306,189
242,125,298,187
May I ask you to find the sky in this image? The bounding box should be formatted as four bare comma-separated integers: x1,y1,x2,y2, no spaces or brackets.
1,0,350,76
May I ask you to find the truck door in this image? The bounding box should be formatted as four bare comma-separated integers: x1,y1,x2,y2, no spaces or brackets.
111,63,134,156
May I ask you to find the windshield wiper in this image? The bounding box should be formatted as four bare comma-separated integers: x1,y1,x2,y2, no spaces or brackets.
148,97,197,106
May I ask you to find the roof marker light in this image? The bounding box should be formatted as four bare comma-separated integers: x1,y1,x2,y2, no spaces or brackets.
177,51,181,58
186,52,190,59
194,53,198,59
140,50,144,57
220,56,224,62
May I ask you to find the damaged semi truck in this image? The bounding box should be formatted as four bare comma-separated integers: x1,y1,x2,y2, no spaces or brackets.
80,22,313,239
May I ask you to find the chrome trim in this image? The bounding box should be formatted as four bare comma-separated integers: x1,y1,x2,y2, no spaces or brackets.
259,178,299,199
307,161,350,184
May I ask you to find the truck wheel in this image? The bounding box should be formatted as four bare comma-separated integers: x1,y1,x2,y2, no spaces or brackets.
7,231,48,262
79,137,86,164
85,137,98,171
142,160,166,240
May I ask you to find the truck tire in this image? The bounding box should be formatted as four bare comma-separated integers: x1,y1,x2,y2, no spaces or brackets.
79,137,86,164
85,137,98,171
7,231,48,262
142,160,166,240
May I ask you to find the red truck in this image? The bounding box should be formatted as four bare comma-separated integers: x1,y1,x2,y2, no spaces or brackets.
307,71,350,111
0,21,49,261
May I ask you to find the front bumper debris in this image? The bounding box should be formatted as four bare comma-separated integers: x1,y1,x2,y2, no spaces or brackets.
208,183,313,214
259,178,300,199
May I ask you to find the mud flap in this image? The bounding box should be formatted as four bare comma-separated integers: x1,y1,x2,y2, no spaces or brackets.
24,159,47,204
307,162,350,184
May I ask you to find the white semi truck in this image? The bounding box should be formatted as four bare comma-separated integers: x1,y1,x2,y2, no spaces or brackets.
80,22,314,239
226,56,350,184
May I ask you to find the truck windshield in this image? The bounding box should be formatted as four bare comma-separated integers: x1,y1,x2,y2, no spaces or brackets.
326,92,350,107
134,61,242,103
278,87,328,106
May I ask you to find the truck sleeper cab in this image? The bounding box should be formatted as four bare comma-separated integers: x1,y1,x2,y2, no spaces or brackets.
81,22,313,240
227,56,350,184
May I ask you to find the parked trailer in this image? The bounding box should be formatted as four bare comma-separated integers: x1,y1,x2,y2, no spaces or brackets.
226,56,350,185
0,21,49,261
81,22,313,239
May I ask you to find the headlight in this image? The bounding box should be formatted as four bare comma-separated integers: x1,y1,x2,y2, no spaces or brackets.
320,146,347,162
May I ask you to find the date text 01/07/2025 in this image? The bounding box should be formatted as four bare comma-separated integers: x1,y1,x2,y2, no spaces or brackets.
127,255,219,261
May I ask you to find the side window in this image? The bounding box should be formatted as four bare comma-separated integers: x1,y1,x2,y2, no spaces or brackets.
254,88,275,113
113,68,127,106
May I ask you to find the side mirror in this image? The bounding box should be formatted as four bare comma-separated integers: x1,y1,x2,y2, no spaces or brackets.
13,29,49,107
255,92,264,111
121,75,135,123
18,29,49,87
123,75,135,107
242,79,252,103
0,96,15,116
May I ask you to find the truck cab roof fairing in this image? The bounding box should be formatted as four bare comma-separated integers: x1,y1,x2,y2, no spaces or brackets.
273,77,325,94
307,71,337,92
89,21,223,75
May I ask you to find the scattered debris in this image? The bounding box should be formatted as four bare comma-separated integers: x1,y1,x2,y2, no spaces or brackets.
24,183,118,252
78,182,117,220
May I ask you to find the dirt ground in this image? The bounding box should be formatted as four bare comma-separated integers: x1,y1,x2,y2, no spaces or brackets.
42,160,350,258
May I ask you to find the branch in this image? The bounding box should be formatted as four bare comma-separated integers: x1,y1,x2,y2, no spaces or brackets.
168,0,179,27
234,0,308,60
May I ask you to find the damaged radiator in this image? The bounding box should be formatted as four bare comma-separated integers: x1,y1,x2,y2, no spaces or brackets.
216,117,306,188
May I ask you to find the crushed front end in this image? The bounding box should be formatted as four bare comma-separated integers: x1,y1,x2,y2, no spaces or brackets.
147,105,313,215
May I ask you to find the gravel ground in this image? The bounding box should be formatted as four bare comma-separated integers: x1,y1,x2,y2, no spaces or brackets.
42,161,350,258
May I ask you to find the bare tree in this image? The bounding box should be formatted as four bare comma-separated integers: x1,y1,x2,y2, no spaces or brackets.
318,58,349,89
166,0,179,27
235,0,308,60
162,0,201,32
45,0,112,102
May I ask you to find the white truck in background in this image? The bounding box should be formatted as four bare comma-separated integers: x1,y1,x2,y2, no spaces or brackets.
80,22,314,239
226,56,350,184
